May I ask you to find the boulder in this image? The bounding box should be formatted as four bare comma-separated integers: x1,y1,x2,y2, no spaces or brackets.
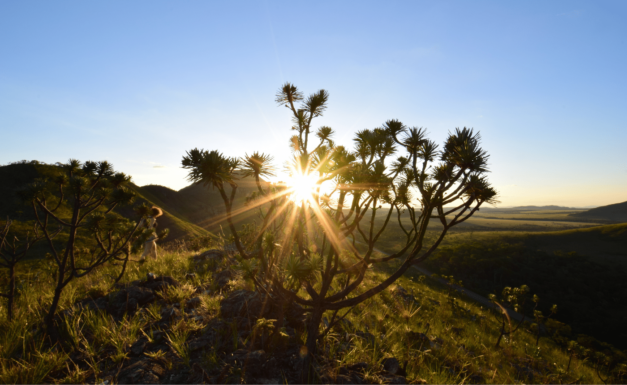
117,358,165,384
106,286,155,317
220,290,272,320
215,269,235,289
186,297,202,309
130,338,148,356
225,349,266,375
382,357,401,375
160,306,182,324
142,275,180,292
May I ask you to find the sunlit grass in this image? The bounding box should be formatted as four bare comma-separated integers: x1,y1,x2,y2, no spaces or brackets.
0,246,608,383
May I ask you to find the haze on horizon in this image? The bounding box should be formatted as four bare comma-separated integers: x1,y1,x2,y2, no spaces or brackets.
1,1,626,208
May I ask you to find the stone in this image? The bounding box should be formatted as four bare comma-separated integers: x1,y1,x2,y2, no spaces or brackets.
356,330,375,345
225,349,266,375
117,358,164,384
406,331,430,345
380,374,407,384
215,269,234,289
130,338,148,356
220,290,272,320
382,357,401,375
142,276,180,292
186,297,202,309
160,306,182,323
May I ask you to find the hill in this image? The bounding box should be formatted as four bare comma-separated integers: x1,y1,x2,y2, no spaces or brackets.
0,162,211,242
1,247,615,384
570,200,627,223
139,173,268,234
0,162,271,243
509,205,580,210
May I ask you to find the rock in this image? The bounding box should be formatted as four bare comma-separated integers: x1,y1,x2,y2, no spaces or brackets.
117,358,164,384
380,374,407,384
226,349,266,375
142,276,180,292
356,330,375,345
106,286,154,317
194,249,225,261
406,331,430,346
147,272,156,281
186,297,202,309
160,306,182,323
130,338,148,356
188,335,213,352
81,297,107,312
215,269,234,289
382,357,401,375
393,286,416,303
128,286,155,305
220,290,272,320
346,362,369,373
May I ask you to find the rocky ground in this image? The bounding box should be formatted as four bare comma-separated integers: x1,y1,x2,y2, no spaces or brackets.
55,249,426,384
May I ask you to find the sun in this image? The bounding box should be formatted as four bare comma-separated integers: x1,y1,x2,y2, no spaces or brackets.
287,171,319,206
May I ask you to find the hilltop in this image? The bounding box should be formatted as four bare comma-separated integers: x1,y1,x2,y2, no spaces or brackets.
569,201,627,223
508,205,581,210
0,162,213,242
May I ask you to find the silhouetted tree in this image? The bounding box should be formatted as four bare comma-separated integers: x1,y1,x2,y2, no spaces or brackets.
0,219,52,321
21,160,140,334
183,83,497,381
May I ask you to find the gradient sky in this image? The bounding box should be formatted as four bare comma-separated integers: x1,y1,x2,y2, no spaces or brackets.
1,1,626,207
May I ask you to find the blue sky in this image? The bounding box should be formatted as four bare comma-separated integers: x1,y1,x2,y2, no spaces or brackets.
1,0,626,207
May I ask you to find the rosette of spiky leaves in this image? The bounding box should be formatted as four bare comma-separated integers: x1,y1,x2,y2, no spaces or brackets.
441,127,489,173
275,82,304,108
236,258,259,281
241,152,275,182
282,254,318,289
312,145,334,175
383,119,407,145
182,149,240,189
463,174,499,205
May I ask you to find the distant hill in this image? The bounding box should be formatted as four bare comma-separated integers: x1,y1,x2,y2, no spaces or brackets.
139,173,269,233
510,205,580,210
569,201,627,223
0,162,268,242
0,162,211,241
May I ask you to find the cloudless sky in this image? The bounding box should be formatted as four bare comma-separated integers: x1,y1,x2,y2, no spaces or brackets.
1,0,626,207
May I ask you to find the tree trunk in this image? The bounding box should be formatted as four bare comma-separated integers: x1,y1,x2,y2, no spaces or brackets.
301,306,324,383
113,251,130,285
44,276,65,335
7,264,15,322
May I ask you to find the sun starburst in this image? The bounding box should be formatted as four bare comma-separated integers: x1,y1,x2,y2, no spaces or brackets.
286,170,319,206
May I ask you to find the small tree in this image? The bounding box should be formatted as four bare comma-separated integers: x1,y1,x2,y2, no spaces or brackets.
183,83,497,380
488,284,533,347
532,301,558,347
0,219,52,321
21,160,140,334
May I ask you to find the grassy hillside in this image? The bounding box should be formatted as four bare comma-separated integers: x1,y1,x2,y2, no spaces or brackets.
0,247,615,384
570,201,627,223
139,174,270,235
371,223,627,350
0,162,212,243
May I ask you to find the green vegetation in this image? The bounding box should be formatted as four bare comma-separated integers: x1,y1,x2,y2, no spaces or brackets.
570,201,627,223
1,84,626,384
0,247,619,384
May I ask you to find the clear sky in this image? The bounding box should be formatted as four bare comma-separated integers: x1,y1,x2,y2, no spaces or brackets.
1,0,626,207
